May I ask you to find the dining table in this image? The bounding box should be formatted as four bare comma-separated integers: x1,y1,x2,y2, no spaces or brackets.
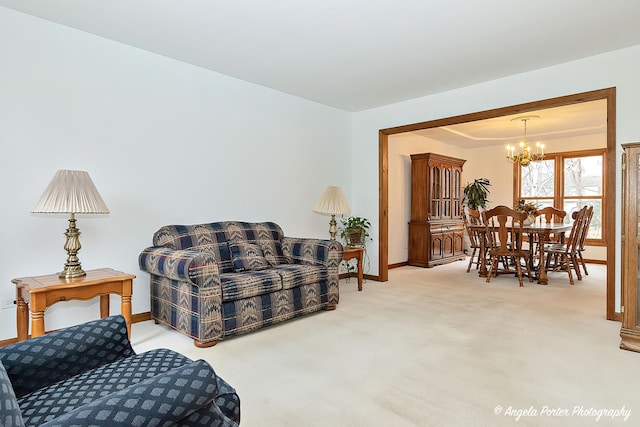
470,222,572,285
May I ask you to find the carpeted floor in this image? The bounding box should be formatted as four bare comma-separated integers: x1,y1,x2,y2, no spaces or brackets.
132,263,639,426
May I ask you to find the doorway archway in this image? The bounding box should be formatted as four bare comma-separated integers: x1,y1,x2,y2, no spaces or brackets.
378,87,617,320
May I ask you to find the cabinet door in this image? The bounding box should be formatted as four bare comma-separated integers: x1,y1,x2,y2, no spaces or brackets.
621,144,640,351
453,230,465,255
430,233,444,260
442,233,454,258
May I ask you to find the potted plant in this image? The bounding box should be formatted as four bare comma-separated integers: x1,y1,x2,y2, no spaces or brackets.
461,178,490,254
462,178,491,210
339,216,371,247
514,199,539,225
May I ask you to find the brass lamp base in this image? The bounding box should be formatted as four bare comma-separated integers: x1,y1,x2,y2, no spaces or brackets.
59,213,87,279
59,265,86,279
328,214,338,240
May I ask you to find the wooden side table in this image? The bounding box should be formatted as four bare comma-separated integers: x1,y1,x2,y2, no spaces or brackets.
12,268,135,341
343,247,364,291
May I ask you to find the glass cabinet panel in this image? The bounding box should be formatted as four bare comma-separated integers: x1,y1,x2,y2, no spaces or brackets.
443,167,451,218
453,169,461,217
431,166,441,218
443,168,451,197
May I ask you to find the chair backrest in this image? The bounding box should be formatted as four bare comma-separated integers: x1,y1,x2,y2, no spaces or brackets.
565,206,589,253
575,205,593,250
463,207,485,248
463,208,484,248
535,206,567,225
482,205,527,255
464,207,483,226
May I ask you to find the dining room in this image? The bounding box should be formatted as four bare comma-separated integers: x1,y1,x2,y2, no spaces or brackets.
385,94,609,309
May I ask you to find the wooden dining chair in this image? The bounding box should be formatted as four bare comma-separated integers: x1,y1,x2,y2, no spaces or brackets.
535,206,567,227
464,207,483,225
572,205,594,276
482,205,533,287
544,206,588,285
463,207,486,272
532,206,567,264
534,206,567,244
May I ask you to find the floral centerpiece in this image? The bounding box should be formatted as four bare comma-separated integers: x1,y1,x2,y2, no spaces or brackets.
514,200,538,225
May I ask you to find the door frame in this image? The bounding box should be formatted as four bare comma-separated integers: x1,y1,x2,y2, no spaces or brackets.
378,87,618,320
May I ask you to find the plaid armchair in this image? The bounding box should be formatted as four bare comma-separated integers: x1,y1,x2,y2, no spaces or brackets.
139,221,342,347
0,315,240,426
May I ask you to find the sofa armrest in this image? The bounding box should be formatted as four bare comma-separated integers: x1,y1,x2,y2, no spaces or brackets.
282,237,343,268
0,360,25,427
39,359,236,426
139,246,220,288
0,315,134,398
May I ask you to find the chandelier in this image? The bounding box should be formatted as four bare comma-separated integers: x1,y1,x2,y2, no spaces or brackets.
505,116,545,167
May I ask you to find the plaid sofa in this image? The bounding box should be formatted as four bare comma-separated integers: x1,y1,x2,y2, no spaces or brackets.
139,221,343,347
0,315,240,426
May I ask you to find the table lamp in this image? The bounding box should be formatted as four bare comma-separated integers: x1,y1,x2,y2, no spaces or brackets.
313,186,351,240
32,170,110,279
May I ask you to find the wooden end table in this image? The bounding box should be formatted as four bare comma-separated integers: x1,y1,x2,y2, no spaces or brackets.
343,247,365,291
12,268,135,341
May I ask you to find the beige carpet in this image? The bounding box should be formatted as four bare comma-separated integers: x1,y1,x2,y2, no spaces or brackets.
132,263,640,427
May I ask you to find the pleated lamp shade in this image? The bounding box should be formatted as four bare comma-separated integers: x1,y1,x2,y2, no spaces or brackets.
32,170,109,214
313,186,351,216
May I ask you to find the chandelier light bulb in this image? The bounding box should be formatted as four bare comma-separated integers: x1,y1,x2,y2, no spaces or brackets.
506,116,545,167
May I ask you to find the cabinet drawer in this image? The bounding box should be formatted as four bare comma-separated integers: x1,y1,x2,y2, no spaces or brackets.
430,223,463,233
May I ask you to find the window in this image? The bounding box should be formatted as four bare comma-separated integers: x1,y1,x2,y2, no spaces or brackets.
516,149,605,244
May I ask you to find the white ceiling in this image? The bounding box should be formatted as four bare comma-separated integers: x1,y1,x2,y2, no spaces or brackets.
1,0,639,113
0,1,631,144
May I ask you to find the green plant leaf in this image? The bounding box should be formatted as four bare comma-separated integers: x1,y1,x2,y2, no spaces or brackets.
463,178,491,209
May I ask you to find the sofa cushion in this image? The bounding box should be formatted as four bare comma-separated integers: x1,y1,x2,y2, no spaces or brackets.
220,270,283,302
197,242,234,274
38,360,222,427
18,348,190,426
0,360,24,427
230,242,271,272
224,221,288,266
271,264,328,290
152,223,234,273
258,240,288,266
223,221,284,243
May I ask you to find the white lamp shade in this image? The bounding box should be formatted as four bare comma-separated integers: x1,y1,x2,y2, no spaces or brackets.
32,170,110,214
313,186,351,216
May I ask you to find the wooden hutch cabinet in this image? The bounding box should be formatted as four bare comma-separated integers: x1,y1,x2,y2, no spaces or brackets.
408,153,466,268
621,143,640,351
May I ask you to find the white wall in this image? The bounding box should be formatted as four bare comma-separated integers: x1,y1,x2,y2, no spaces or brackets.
0,8,351,340
352,44,640,309
387,133,608,265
